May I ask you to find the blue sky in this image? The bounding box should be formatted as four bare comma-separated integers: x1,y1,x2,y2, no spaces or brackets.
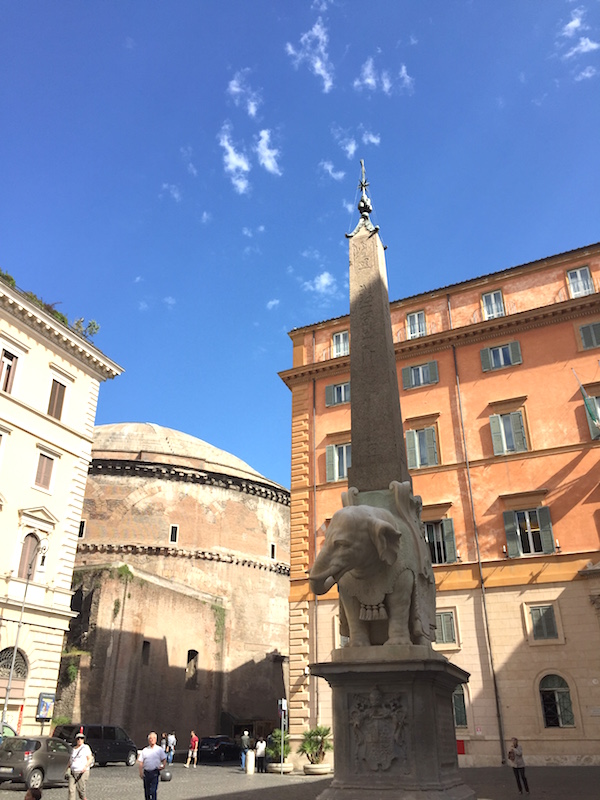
1,1,599,488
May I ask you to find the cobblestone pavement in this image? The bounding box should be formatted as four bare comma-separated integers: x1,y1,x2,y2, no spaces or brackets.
1,763,599,799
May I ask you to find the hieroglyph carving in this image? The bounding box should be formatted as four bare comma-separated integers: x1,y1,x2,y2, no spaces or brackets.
349,687,408,772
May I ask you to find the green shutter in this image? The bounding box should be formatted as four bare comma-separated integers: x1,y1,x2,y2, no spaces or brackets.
580,323,600,349
537,506,554,554
402,367,412,390
346,382,351,403
325,385,334,407
326,445,335,482
406,430,417,469
441,518,456,563
490,414,504,455
508,340,522,365
503,511,520,557
510,411,527,452
428,360,439,384
425,426,438,466
584,396,600,440
480,348,492,372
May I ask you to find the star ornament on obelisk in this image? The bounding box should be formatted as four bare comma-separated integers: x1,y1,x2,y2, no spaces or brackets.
345,160,410,493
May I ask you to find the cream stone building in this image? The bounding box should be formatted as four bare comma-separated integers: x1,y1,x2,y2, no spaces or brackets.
0,278,122,734
59,422,290,745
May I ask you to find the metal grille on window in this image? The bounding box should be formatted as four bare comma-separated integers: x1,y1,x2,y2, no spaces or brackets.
0,647,28,679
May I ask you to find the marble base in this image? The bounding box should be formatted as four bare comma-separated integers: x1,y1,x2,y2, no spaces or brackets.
311,651,476,800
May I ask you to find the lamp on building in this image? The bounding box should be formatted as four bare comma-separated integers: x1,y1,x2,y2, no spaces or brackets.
555,539,561,553
0,537,49,735
502,545,508,559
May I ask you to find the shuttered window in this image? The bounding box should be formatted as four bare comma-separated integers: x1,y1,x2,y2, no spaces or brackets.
530,605,558,640
325,381,350,406
490,412,527,455
580,322,600,349
35,453,54,490
480,341,522,372
325,443,352,481
401,361,439,389
504,507,554,557
435,611,456,644
406,427,438,469
424,519,457,564
0,350,17,393
47,379,66,419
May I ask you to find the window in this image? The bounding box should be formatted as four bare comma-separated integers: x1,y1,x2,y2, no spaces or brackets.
142,640,150,665
332,331,349,358
583,393,600,440
435,611,456,644
424,520,457,564
539,675,575,727
18,533,40,580
78,520,86,539
169,524,178,544
325,381,350,406
186,649,198,689
35,452,54,490
326,443,351,481
406,427,438,469
482,290,505,320
580,322,600,350
406,311,426,339
47,379,66,420
402,361,439,389
452,685,467,728
480,342,522,372
504,507,555,557
567,266,594,298
0,648,28,679
490,412,527,455
530,605,558,640
0,349,17,393
270,543,276,560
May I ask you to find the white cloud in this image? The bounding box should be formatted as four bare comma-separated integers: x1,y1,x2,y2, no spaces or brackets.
257,225,265,233
138,300,148,312
255,129,282,175
353,57,414,94
311,0,330,10
303,270,338,295
218,122,251,194
124,37,135,49
381,71,393,95
320,160,345,181
201,211,211,224
564,36,600,59
410,34,418,46
398,64,414,93
163,296,176,309
134,276,143,283
575,65,597,80
160,183,182,202
343,200,354,213
180,146,197,177
560,7,588,39
286,18,334,93
266,299,280,310
302,247,322,260
353,57,378,91
362,130,380,146
242,227,253,237
227,68,263,118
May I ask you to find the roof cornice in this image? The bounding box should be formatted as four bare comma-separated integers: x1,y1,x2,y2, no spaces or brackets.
0,283,123,381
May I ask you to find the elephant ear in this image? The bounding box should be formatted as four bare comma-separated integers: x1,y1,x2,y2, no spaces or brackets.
370,520,402,566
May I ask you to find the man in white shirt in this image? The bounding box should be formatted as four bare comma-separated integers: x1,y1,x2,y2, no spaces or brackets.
138,731,166,800
67,732,94,800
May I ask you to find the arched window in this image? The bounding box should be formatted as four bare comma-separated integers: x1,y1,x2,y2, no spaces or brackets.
0,647,28,679
452,684,467,728
18,533,40,580
539,674,575,727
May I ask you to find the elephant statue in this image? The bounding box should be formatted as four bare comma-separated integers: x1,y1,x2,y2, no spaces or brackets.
309,481,436,648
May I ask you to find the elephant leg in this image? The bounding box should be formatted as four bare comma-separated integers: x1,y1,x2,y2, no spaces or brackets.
385,570,414,645
340,593,371,647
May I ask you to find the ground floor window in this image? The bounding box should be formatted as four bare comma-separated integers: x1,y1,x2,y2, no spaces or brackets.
540,674,575,727
452,684,467,728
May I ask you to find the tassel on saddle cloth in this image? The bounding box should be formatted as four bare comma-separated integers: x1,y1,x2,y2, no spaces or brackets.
359,602,388,621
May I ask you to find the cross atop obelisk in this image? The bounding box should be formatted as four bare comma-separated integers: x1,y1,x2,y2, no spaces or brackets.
345,161,410,492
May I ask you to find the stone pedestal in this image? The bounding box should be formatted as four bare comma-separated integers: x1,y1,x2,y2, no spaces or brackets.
311,647,476,800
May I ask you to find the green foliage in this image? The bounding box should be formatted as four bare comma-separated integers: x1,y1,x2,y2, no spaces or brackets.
297,726,333,764
23,291,68,326
117,564,133,581
0,269,16,288
66,663,79,684
73,317,100,340
266,727,290,761
212,604,226,646
113,598,121,619
52,715,71,727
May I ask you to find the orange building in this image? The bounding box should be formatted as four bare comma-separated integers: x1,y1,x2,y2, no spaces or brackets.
280,241,600,766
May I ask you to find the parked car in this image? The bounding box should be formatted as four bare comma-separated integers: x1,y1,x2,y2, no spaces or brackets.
0,735,71,789
0,723,16,744
52,723,137,767
198,735,240,762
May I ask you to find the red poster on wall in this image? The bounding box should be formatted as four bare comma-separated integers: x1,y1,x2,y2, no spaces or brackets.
16,704,24,734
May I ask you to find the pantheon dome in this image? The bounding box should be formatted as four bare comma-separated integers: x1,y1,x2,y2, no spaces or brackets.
59,422,290,746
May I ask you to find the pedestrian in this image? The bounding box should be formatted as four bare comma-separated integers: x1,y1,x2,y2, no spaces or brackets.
184,729,198,768
240,730,251,771
160,732,167,751
507,737,530,794
24,790,42,800
67,731,94,800
255,735,266,773
138,731,166,800
166,730,176,765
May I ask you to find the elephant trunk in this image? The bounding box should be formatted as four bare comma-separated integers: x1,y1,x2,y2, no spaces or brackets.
309,572,336,595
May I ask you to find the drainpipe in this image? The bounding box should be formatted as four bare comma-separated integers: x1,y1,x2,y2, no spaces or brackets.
450,335,506,764
311,328,319,724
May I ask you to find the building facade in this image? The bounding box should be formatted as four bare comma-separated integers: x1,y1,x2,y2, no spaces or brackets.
0,278,122,734
280,242,600,766
59,422,290,745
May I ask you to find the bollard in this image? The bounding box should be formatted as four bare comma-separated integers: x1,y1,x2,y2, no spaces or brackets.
245,748,255,774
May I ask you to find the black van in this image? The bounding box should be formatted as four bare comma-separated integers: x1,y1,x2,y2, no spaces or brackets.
52,724,138,767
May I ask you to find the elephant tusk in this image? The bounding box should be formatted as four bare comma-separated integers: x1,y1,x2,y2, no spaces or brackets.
323,576,336,592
